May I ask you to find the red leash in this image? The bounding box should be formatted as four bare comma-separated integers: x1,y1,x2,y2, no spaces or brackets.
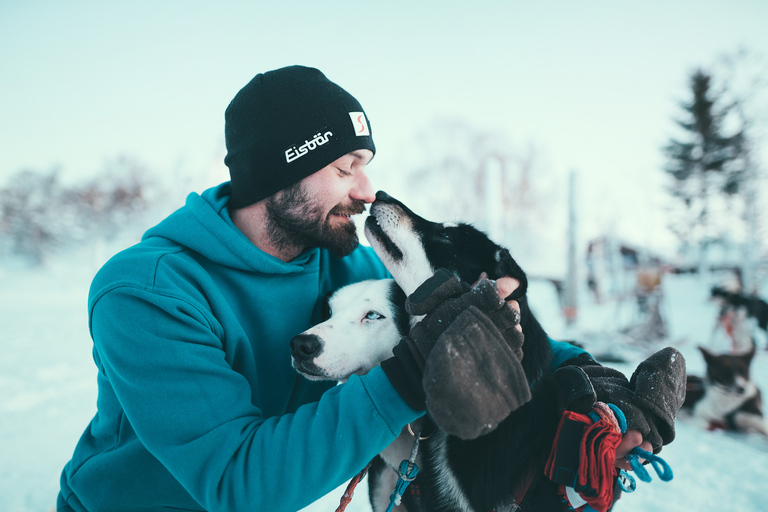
335,461,372,512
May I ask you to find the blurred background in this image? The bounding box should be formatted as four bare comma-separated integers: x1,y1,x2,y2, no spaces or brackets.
2,1,768,511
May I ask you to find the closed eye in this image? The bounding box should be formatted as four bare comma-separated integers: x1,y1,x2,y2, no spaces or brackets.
364,311,385,321
336,167,352,177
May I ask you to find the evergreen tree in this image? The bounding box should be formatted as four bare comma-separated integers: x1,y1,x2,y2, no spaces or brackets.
663,69,746,250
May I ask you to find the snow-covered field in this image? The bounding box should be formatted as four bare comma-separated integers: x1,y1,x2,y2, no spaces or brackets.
2,250,767,512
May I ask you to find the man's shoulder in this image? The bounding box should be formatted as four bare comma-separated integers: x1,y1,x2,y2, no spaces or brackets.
88,238,194,305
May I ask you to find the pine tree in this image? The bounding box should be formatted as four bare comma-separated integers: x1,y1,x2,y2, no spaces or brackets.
663,69,746,250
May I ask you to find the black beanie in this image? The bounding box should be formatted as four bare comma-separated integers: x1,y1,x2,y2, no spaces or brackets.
224,65,376,209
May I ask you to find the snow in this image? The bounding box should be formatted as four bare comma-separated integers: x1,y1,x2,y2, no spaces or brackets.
2,249,768,512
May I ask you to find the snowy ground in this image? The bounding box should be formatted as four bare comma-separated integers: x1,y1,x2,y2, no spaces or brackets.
2,251,768,512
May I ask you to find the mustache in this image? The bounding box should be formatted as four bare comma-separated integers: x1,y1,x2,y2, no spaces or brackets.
329,201,365,217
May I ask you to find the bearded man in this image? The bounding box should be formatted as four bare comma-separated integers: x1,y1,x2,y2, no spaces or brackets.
57,66,596,512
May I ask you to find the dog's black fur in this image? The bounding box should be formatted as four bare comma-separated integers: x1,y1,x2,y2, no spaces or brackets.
364,192,582,512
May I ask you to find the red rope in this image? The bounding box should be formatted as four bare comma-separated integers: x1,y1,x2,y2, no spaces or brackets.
335,461,372,512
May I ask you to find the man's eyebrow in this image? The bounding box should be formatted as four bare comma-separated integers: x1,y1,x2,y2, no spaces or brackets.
349,150,372,162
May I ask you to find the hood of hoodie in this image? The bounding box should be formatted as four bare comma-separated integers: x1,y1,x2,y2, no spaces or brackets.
142,182,316,275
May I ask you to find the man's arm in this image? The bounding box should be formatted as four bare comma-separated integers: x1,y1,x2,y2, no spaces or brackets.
92,286,420,512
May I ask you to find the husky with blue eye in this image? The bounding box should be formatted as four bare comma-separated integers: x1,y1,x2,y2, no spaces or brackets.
290,278,425,511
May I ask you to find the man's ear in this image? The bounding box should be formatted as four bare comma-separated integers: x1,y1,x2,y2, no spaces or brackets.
493,248,527,299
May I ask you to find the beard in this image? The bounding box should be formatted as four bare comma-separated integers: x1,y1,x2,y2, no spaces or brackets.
265,181,365,258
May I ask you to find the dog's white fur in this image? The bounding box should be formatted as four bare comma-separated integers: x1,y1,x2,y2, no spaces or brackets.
292,279,423,511
693,377,768,436
693,376,757,422
364,201,436,295
292,279,404,382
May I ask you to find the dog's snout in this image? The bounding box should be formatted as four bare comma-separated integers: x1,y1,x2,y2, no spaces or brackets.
374,190,392,203
291,334,323,361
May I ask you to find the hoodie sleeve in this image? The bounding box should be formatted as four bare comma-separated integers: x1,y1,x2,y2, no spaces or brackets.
549,338,588,369
90,285,420,512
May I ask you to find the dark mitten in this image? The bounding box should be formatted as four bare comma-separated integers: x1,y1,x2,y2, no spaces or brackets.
405,270,528,439
380,340,428,411
578,347,687,452
629,347,687,446
579,364,659,450
409,276,524,360
423,305,530,439
406,268,470,317
380,269,472,410
554,365,597,414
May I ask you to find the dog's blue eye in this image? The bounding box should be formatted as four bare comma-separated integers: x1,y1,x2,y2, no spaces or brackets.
365,311,384,320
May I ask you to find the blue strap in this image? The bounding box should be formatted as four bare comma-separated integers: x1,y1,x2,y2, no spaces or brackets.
626,447,674,482
385,459,419,512
618,470,637,493
607,403,627,434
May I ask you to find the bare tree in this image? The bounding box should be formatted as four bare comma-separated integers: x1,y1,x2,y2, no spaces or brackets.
392,118,551,248
0,156,158,265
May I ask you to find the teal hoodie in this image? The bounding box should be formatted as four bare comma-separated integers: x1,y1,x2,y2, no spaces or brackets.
58,182,586,512
58,183,419,512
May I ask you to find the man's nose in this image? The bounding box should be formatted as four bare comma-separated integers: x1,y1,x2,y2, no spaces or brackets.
351,169,376,204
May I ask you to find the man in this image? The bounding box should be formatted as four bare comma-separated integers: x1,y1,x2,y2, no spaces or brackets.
57,66,677,512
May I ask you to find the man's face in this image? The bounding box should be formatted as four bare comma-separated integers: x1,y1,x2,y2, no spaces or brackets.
265,150,375,257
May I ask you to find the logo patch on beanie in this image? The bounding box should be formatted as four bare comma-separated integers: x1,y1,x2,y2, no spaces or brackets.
349,112,370,136
285,130,334,164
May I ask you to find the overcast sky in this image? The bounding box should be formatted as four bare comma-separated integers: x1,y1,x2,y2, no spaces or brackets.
2,0,767,257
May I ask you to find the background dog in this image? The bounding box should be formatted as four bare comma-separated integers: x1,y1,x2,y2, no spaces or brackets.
683,345,767,436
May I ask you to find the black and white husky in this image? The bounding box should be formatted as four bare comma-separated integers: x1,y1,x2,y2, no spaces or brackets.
683,346,767,437
292,191,576,512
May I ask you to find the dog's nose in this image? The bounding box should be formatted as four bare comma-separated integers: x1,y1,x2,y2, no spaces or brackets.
375,190,392,203
291,334,323,361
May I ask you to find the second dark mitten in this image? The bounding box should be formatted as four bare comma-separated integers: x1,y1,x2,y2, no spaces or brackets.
629,347,687,446
579,347,687,452
579,364,660,450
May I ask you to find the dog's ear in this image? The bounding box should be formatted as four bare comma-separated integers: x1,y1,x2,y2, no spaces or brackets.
493,248,527,298
387,281,411,338
698,346,716,362
320,294,332,321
